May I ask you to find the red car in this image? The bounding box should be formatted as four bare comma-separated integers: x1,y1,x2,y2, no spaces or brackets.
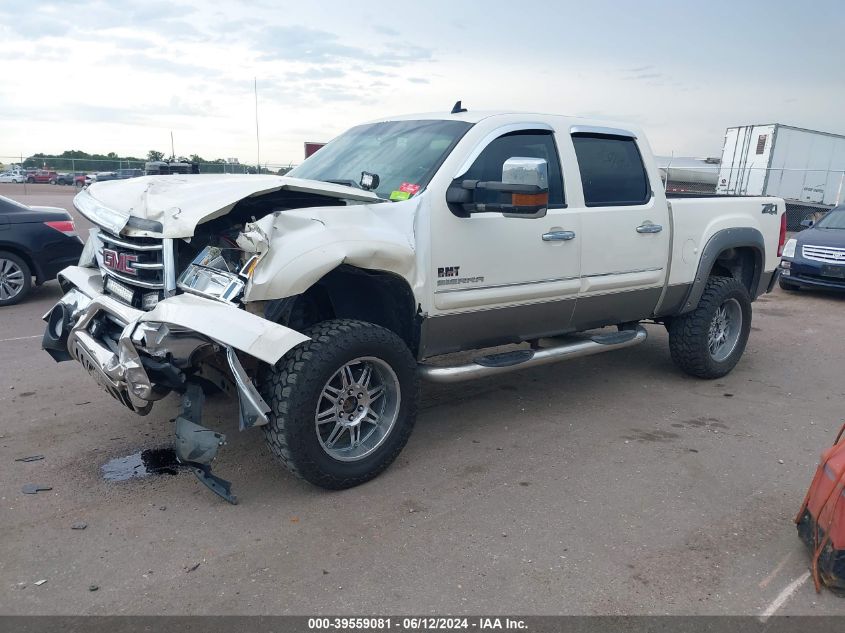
25,170,58,184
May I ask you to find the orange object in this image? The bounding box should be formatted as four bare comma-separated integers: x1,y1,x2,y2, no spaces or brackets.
796,422,845,594
512,192,549,208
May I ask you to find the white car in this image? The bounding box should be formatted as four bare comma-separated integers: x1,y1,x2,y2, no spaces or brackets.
0,172,24,183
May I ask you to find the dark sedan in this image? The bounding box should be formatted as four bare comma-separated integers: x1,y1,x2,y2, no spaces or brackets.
0,195,84,306
779,205,845,291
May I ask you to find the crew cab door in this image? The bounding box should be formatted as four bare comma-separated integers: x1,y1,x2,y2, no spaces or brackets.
424,127,581,356
567,128,670,329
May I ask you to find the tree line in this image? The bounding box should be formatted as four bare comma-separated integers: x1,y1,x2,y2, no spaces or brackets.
18,150,291,175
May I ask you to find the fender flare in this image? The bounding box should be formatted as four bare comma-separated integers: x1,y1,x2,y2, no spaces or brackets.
678,227,765,315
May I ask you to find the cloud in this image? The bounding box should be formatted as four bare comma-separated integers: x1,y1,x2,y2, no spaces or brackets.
113,36,158,50
0,11,74,38
6,98,218,127
0,0,200,41
373,25,400,37
256,25,432,67
626,72,663,81
619,64,672,86
284,67,348,81
3,45,70,61
111,52,221,79
360,69,394,78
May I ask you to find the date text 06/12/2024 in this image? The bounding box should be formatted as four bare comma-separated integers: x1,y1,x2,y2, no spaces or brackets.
307,617,528,630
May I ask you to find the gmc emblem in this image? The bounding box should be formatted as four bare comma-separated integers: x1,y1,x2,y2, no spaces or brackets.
102,248,138,276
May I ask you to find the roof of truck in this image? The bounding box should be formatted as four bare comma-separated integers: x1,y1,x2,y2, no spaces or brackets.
368,110,571,124
364,110,648,143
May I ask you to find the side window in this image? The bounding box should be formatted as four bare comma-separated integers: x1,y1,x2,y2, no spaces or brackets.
462,131,565,207
571,134,650,207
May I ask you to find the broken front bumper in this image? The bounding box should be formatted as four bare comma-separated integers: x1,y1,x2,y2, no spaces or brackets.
43,266,309,426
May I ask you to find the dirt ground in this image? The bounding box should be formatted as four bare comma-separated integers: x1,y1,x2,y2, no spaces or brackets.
1,183,844,615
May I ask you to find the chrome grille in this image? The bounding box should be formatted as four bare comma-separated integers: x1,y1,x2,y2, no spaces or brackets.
802,244,845,263
98,231,166,308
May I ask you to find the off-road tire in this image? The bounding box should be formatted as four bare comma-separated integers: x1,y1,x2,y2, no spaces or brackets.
261,319,419,489
0,251,32,307
668,276,752,379
778,277,799,291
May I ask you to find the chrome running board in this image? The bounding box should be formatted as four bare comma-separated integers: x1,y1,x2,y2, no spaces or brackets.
418,326,648,383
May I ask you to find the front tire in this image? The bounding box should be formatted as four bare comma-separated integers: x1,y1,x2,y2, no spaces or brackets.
261,319,419,489
779,277,799,291
668,277,752,379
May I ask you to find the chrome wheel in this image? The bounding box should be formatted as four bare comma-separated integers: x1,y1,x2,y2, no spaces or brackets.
0,258,25,301
708,298,742,362
315,356,401,462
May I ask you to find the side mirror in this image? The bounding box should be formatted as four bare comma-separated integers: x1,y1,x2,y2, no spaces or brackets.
800,218,814,228
446,157,549,219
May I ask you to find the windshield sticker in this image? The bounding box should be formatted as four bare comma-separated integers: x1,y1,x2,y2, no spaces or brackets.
399,182,421,195
389,190,411,201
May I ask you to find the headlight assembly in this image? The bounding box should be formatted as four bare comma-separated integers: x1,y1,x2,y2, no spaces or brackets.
177,246,251,303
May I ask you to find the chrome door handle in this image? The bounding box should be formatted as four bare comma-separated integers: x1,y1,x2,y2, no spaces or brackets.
542,230,576,242
636,222,663,234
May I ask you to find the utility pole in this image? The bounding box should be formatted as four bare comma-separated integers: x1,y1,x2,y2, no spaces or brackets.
170,131,175,161
255,77,260,174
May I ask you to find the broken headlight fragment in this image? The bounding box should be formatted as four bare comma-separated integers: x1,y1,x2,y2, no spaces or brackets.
177,246,253,303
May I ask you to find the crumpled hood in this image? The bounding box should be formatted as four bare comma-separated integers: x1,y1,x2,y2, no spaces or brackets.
73,174,381,238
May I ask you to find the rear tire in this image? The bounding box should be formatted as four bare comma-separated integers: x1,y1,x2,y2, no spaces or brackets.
668,277,752,379
0,251,32,307
260,319,419,489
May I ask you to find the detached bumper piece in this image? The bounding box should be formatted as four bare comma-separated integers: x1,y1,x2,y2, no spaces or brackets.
174,384,237,504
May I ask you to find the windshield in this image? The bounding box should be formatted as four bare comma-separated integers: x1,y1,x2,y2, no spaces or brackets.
289,119,472,200
815,208,845,229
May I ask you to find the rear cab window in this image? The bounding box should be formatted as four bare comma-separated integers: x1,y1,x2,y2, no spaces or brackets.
571,133,651,206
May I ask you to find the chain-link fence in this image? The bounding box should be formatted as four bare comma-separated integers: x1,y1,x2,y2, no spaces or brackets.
0,155,298,176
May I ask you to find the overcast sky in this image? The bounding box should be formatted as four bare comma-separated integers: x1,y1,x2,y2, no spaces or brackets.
1,0,843,165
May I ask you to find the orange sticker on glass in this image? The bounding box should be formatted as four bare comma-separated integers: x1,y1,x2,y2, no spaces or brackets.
399,182,420,195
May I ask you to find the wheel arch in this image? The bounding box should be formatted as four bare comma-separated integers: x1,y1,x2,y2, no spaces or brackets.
678,228,765,315
0,243,40,281
262,264,421,357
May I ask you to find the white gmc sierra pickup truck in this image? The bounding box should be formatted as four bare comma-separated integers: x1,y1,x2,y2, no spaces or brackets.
43,108,786,502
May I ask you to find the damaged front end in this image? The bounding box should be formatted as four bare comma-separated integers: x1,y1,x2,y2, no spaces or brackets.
43,266,307,503
44,174,409,502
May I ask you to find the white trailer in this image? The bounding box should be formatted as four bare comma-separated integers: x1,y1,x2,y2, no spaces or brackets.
716,124,845,228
